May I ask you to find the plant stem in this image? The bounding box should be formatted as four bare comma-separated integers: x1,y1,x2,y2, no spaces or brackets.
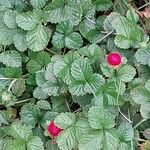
85,16,96,24
64,96,71,112
8,79,17,92
94,30,113,44
45,47,58,55
138,2,150,10
133,118,147,129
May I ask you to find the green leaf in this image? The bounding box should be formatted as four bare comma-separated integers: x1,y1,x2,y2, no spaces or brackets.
0,50,22,67
145,79,150,92
13,31,28,52
45,140,60,150
88,106,115,130
78,131,103,150
26,60,42,73
6,139,26,150
118,123,134,141
30,0,48,9
65,32,83,49
20,103,41,128
4,67,22,78
5,121,32,141
126,8,139,23
78,44,101,63
36,70,46,86
57,127,76,150
117,65,136,82
69,58,105,96
36,100,51,110
26,25,51,51
131,86,150,105
44,63,65,96
141,104,150,119
135,44,150,66
16,10,41,31
26,136,44,150
33,87,49,99
54,112,76,129
53,52,80,84
92,0,113,11
4,10,18,29
103,130,119,150
12,78,26,97
0,0,12,8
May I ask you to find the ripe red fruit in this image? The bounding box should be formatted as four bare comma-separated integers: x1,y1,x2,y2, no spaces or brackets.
47,121,62,137
107,52,122,67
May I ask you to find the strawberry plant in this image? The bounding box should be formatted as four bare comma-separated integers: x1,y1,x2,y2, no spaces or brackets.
0,0,150,150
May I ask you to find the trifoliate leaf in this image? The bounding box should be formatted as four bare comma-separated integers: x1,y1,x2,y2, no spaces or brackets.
135,44,150,67
54,112,76,129
16,10,41,31
92,0,113,11
36,70,46,87
118,65,136,82
13,31,28,52
78,131,103,150
88,106,115,130
20,103,41,128
0,50,22,67
57,127,76,150
141,104,150,119
30,0,48,9
4,10,18,29
5,121,33,141
26,24,51,51
53,51,80,84
26,136,44,150
11,78,26,97
33,87,49,99
6,139,26,150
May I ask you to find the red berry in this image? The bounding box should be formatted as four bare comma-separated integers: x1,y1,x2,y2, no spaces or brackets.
107,52,122,66
47,121,62,137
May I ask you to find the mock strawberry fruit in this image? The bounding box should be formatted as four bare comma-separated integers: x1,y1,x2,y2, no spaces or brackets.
47,121,62,137
106,52,122,67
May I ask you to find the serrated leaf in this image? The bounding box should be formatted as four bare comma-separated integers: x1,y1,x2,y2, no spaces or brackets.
26,136,44,150
30,0,48,9
26,60,42,74
88,106,115,129
126,8,139,23
57,127,76,150
4,10,18,29
36,70,46,87
141,104,150,119
20,103,41,128
26,25,51,51
78,131,103,150
13,31,28,52
118,65,136,82
118,123,134,141
36,100,51,110
135,44,150,66
93,0,113,11
33,87,49,99
55,112,76,129
145,79,150,92
6,139,26,150
12,78,26,97
131,86,150,105
45,140,60,150
5,121,33,141
53,52,80,84
16,10,41,31
0,50,22,67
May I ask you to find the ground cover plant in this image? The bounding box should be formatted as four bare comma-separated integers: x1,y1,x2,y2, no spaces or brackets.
0,0,150,149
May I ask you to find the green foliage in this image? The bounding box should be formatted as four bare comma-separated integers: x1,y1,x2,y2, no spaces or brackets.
0,1,149,150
